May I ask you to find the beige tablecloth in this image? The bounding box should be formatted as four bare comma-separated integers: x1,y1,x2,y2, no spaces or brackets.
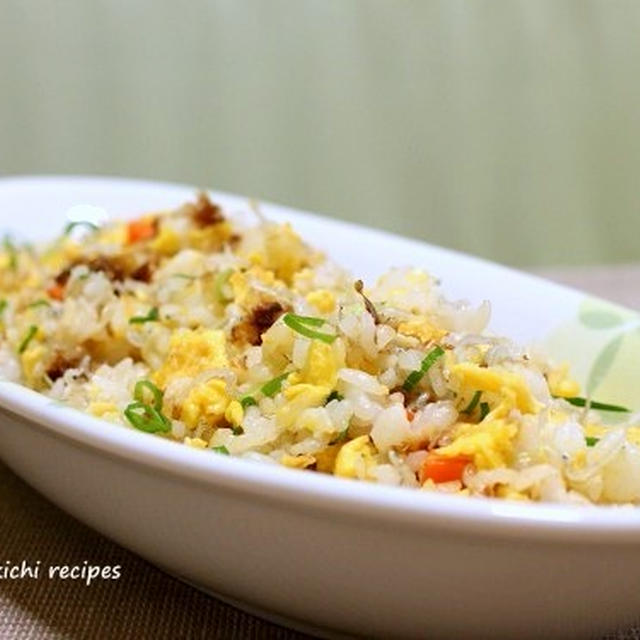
1,265,639,640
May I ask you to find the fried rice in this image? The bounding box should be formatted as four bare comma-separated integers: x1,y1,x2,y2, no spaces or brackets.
1,193,638,505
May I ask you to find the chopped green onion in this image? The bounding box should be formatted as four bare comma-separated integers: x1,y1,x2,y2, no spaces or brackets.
3,236,17,271
462,390,482,414
261,372,290,398
134,380,163,412
214,268,234,303
240,395,257,409
28,299,51,309
63,221,99,235
0,299,7,316
325,390,344,404
212,445,230,455
18,325,38,354
283,313,336,344
129,307,160,324
231,425,244,435
562,396,630,413
124,401,171,433
402,345,445,392
479,402,490,421
285,313,325,327
585,436,599,447
171,273,196,280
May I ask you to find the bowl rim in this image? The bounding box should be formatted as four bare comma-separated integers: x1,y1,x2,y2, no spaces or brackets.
2,174,640,544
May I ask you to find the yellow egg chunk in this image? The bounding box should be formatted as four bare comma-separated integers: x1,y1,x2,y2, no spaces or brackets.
184,437,209,449
263,223,308,283
436,419,518,470
152,328,228,389
181,378,230,429
397,318,447,343
150,225,181,255
89,402,119,419
21,344,46,388
547,363,580,398
187,221,233,251
281,453,316,469
334,435,376,479
300,341,339,388
452,363,541,414
97,223,127,247
277,383,330,429
306,289,336,314
224,400,244,427
229,271,249,305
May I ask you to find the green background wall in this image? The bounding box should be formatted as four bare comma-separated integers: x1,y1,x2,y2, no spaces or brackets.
1,1,638,267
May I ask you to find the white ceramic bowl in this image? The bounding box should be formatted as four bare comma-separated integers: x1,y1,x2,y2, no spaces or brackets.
1,176,640,639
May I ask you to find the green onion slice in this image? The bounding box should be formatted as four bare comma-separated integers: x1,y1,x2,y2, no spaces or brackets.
214,269,234,303
325,390,344,404
283,313,336,344
240,395,257,409
0,300,7,316
64,221,99,235
124,401,171,433
561,396,630,413
461,390,482,414
585,436,599,447
129,307,160,324
402,345,445,392
261,372,290,398
479,402,490,421
134,380,164,412
28,299,51,309
171,273,196,280
18,325,38,354
212,445,230,455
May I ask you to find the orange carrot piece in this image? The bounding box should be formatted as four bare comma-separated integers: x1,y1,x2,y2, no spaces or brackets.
419,454,471,484
46,283,65,301
127,218,157,244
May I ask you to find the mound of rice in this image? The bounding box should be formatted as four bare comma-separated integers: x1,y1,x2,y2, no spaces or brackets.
1,194,639,505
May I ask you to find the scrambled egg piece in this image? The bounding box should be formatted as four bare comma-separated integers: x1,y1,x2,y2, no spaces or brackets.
547,363,580,398
187,221,233,251
21,343,46,388
181,378,230,429
263,223,308,284
88,402,119,418
452,363,541,414
495,486,529,501
224,400,244,427
97,223,127,247
229,270,248,304
276,383,330,429
184,437,208,449
281,453,316,469
306,289,335,314
300,340,339,388
334,435,376,479
397,318,447,343
153,328,228,389
315,445,341,473
150,226,181,255
436,419,518,470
